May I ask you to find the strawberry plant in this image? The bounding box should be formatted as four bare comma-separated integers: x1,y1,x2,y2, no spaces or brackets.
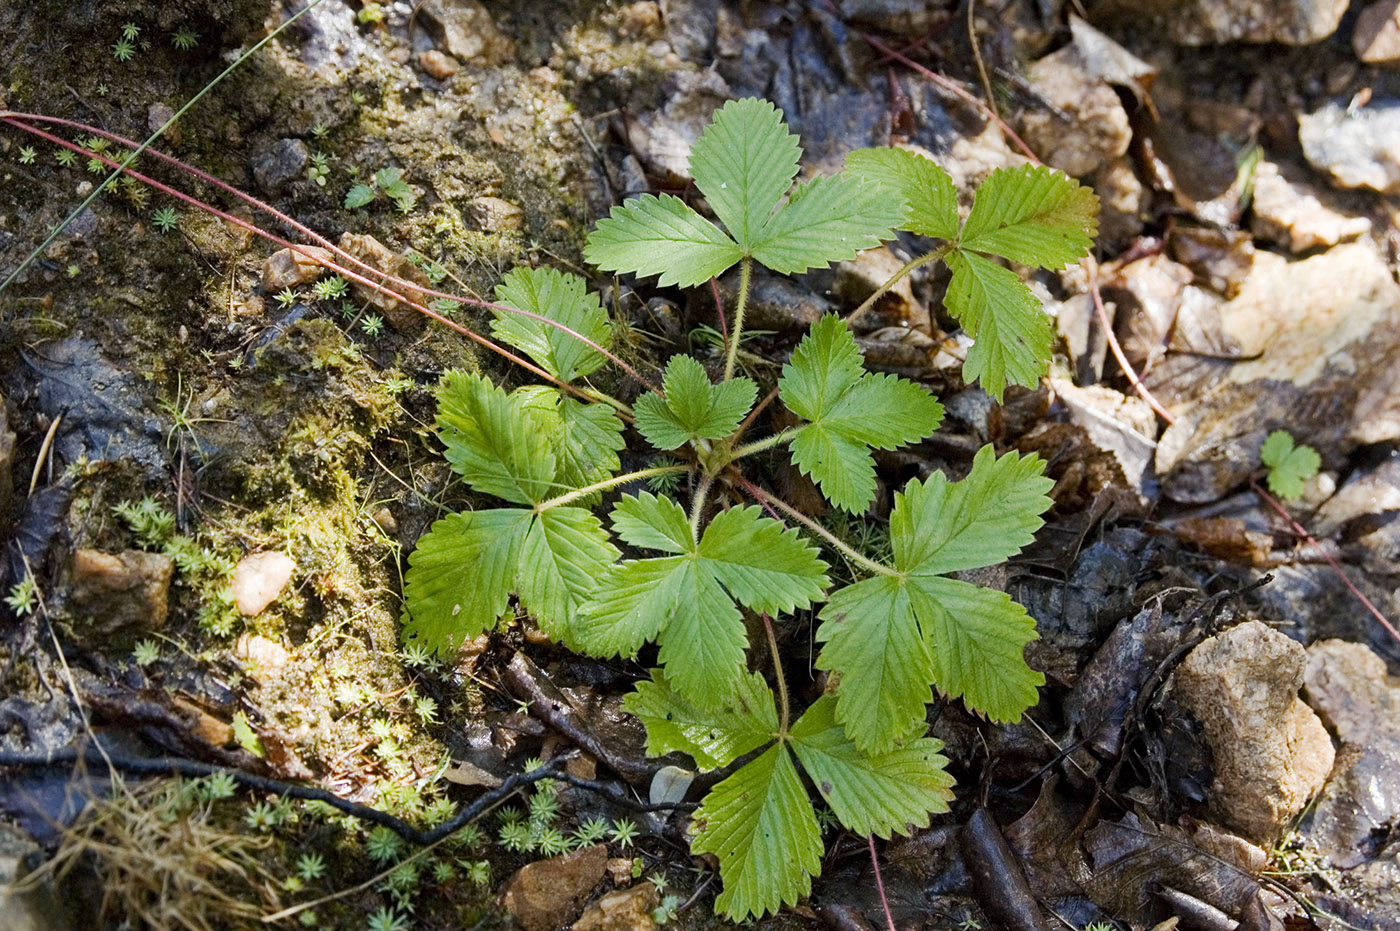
401,98,1096,919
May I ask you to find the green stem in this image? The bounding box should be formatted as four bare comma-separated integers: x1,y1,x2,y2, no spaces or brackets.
744,482,896,578
729,428,801,463
763,613,790,735
535,464,690,512
689,474,715,543
577,386,633,419
722,257,754,382
846,245,951,328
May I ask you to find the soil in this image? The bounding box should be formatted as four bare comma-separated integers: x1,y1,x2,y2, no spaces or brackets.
3,1,1400,930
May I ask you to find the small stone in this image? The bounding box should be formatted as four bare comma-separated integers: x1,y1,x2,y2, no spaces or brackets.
70,549,174,635
147,102,180,147
0,390,14,521
417,49,460,79
498,844,607,931
234,632,289,671
261,246,334,292
1354,0,1400,64
337,233,432,332
606,857,635,885
230,551,296,617
616,2,662,38
419,0,514,66
1249,160,1371,252
371,507,398,535
467,195,524,232
574,885,660,931
251,138,310,194
1172,620,1334,841
1018,44,1132,177
1299,97,1400,193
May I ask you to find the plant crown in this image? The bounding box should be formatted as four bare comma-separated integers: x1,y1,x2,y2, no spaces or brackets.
402,97,1096,919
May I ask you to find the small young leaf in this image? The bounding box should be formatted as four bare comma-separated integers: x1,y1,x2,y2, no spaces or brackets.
343,184,375,209
692,744,822,921
789,695,953,838
1260,430,1321,500
584,193,742,288
943,249,1053,402
750,174,906,275
779,315,944,511
623,668,778,770
436,372,556,505
517,507,619,648
958,164,1098,269
845,147,958,240
402,509,532,653
492,266,613,383
635,356,756,450
689,97,801,249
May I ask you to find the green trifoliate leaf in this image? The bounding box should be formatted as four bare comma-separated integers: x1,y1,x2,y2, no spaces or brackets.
958,163,1098,269
779,315,944,512
573,557,685,658
845,147,958,240
894,445,1054,577
943,249,1053,401
689,97,801,249
698,506,829,615
692,744,822,921
435,372,556,505
635,355,756,450
584,193,743,288
1261,430,1321,500
910,576,1045,724
402,509,531,653
815,574,932,754
816,446,1052,748
623,668,778,770
343,184,375,209
491,266,613,383
749,174,906,275
789,695,954,838
517,508,619,649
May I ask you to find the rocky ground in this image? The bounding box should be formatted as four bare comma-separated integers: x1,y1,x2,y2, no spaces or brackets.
3,0,1400,929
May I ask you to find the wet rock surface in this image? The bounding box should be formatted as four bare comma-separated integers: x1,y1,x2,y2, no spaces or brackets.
1173,620,1334,840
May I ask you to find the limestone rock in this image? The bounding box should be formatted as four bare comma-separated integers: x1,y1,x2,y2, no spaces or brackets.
1154,242,1400,501
1092,0,1348,46
1299,97,1400,193
261,246,334,292
230,552,295,617
498,844,607,931
234,632,289,670
1172,620,1334,841
574,884,660,931
419,0,514,66
1249,160,1371,252
1018,44,1132,177
417,49,461,79
1353,0,1400,64
69,549,174,635
1303,640,1400,868
337,233,432,332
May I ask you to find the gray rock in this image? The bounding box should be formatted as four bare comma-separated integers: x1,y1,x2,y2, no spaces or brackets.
1353,0,1400,65
624,69,732,185
1092,0,1348,45
1299,97,1400,193
251,138,309,194
1172,620,1334,841
1249,160,1372,252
